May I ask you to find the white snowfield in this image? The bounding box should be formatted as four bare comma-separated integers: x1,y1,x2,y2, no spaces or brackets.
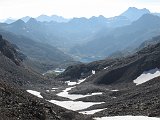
57,86,103,100
65,78,86,86
49,100,104,111
94,116,160,120
133,68,160,85
65,81,77,86
80,108,107,114
27,90,43,98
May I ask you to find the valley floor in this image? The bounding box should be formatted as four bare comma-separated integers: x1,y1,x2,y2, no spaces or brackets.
27,68,160,119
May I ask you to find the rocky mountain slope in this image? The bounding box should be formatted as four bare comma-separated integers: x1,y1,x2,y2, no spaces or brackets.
0,29,77,73
0,35,92,120
0,34,25,65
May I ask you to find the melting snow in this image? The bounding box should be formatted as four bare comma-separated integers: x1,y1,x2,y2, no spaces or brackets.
49,100,103,111
133,68,160,85
27,90,43,98
52,88,58,90
27,76,104,112
92,70,96,74
80,108,107,114
94,116,160,120
110,90,119,92
77,78,86,84
65,81,77,86
65,78,86,86
57,86,102,100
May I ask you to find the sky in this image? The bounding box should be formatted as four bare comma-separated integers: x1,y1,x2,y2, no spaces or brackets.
0,0,160,20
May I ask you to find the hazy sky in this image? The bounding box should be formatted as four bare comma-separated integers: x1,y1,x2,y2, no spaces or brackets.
0,0,160,19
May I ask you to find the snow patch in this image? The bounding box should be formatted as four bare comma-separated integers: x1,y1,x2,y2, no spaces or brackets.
65,78,86,86
133,68,160,85
80,108,107,114
52,88,58,90
110,90,119,92
49,100,103,111
92,70,96,74
57,87,102,100
65,81,77,86
77,78,86,84
94,116,160,120
27,90,43,98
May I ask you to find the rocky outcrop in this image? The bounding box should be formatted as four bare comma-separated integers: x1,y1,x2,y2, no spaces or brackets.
0,35,25,65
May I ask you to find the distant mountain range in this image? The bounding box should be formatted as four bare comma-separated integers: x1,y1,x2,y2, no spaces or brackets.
1,7,157,24
36,15,70,23
70,14,160,61
1,7,160,62
2,15,70,24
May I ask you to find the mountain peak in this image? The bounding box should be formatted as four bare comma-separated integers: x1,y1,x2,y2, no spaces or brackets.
11,19,25,26
28,17,37,22
127,7,150,12
27,18,38,24
36,14,69,23
4,18,16,24
128,7,138,10
121,7,150,21
21,16,31,22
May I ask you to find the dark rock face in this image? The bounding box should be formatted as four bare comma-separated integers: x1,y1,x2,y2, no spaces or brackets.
0,35,25,65
0,34,2,39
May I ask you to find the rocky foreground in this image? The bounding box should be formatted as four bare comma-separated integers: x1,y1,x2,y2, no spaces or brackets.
0,35,92,120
